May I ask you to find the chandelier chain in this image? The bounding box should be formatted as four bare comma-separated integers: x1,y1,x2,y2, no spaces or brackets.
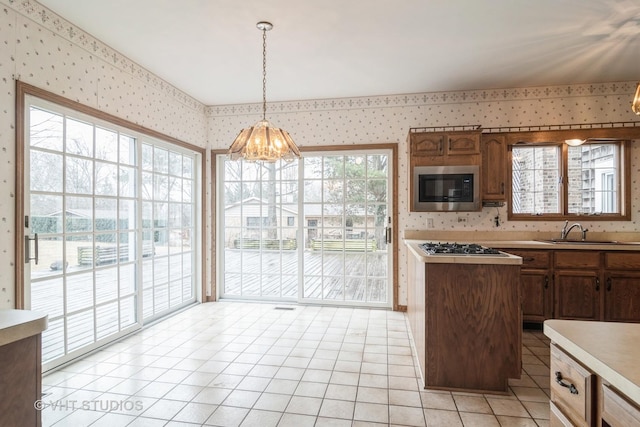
262,26,267,120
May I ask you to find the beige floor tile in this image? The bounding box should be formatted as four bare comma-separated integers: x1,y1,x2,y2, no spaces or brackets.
390,389,423,407
354,402,389,423
459,412,500,427
239,409,282,427
222,389,261,408
325,383,357,400
141,399,186,420
421,390,457,411
356,386,389,404
205,405,249,427
486,397,530,417
318,399,355,419
172,401,218,424
389,404,426,426
511,386,550,403
453,394,493,414
286,395,323,416
522,401,550,420
253,392,291,412
496,415,539,426
278,413,317,427
423,408,463,426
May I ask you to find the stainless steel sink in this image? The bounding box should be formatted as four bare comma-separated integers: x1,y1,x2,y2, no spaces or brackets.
536,239,619,245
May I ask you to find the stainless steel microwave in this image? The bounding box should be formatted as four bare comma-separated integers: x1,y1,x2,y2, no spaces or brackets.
412,165,480,211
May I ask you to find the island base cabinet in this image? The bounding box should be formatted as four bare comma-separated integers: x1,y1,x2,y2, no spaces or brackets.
602,384,640,427
550,344,595,426
422,263,521,393
0,334,42,427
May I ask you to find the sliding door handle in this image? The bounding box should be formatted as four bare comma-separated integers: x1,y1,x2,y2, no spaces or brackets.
25,233,39,265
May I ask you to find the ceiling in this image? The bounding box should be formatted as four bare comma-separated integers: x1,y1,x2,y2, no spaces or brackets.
36,0,640,106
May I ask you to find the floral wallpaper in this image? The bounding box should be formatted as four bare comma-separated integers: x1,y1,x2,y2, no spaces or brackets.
1,0,639,308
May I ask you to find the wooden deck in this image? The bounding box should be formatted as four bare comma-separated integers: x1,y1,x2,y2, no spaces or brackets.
223,249,389,303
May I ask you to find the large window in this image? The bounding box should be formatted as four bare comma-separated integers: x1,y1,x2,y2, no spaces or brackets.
18,83,203,371
510,140,628,219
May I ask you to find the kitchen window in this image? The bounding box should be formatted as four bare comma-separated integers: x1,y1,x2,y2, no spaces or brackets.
509,140,629,220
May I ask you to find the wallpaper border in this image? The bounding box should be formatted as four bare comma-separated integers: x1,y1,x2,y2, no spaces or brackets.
207,81,639,117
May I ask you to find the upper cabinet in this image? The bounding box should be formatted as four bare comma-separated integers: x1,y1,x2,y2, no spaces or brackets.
481,134,507,202
409,127,481,167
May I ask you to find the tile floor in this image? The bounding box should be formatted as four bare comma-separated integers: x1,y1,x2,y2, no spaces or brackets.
40,302,552,426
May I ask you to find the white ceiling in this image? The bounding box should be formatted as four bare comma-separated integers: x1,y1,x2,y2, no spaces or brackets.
37,0,640,106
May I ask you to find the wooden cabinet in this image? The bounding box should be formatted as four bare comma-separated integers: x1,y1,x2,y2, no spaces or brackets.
481,134,507,202
603,252,640,322
550,344,596,427
554,251,601,321
545,320,640,427
409,129,481,168
501,247,640,324
503,249,552,322
602,384,640,427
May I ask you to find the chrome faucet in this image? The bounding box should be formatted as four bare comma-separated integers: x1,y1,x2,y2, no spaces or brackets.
560,220,588,241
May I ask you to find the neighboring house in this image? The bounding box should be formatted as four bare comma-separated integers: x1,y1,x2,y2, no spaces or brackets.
224,198,379,250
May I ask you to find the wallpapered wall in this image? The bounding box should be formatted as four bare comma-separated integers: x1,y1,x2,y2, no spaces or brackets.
1,0,639,309
0,0,208,308
209,86,640,306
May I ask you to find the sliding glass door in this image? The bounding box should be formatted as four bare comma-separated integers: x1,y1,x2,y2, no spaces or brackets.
23,95,200,371
218,149,393,308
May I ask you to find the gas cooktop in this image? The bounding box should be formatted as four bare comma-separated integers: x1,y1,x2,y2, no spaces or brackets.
420,242,507,256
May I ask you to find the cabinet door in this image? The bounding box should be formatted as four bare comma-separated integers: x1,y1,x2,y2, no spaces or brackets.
521,270,552,322
481,134,507,201
604,271,640,322
447,133,480,155
412,133,444,156
555,270,601,320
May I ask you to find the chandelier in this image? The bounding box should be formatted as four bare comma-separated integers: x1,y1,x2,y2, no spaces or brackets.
228,21,301,162
633,82,640,115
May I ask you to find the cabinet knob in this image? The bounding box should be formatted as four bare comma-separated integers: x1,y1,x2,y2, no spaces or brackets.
555,371,579,395
544,275,549,289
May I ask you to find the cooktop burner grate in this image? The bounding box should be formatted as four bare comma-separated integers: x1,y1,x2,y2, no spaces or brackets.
420,242,507,256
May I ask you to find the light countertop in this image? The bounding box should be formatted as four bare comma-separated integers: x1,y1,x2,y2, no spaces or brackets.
403,231,640,251
0,309,48,347
544,319,640,404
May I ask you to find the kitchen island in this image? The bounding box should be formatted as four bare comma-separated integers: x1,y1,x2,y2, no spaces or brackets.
544,320,640,426
0,309,48,427
406,241,522,394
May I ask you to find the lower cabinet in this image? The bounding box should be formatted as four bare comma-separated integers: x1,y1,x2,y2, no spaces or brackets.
550,342,640,427
502,249,552,322
554,270,601,320
503,248,640,324
550,344,595,426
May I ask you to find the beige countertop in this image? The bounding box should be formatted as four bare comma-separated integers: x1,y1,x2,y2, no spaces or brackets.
403,231,640,251
544,319,640,405
0,309,47,347
405,240,523,265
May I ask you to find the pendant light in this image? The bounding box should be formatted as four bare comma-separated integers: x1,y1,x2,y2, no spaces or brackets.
632,82,640,115
228,21,301,162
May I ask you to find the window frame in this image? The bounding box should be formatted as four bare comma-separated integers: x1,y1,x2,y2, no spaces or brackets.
505,128,632,221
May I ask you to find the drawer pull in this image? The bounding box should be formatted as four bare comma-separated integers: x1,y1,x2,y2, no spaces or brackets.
523,257,535,262
595,277,600,291
544,275,549,289
606,277,612,291
555,371,578,395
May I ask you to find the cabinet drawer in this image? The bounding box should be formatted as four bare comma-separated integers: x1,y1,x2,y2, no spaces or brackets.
602,384,640,427
550,401,576,427
604,252,640,270
550,344,595,426
504,249,550,269
555,251,600,269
